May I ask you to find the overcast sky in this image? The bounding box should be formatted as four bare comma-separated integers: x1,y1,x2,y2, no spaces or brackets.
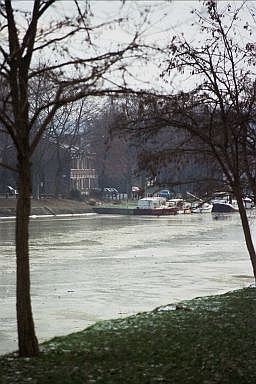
9,1,254,93
10,0,203,92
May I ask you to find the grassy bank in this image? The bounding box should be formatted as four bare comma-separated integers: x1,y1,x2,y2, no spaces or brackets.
1,288,256,384
0,198,94,217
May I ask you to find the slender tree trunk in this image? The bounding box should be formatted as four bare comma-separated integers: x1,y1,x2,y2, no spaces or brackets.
16,153,39,357
235,188,256,282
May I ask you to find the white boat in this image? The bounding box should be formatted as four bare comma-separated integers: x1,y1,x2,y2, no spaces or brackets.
137,196,166,209
136,197,178,215
243,197,254,209
211,197,238,213
166,198,192,214
211,193,253,213
186,192,212,213
191,202,213,213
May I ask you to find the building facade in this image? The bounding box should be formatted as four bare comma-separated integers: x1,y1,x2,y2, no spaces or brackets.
70,153,98,194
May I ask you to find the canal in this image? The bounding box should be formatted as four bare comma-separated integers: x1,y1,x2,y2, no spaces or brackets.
0,212,254,354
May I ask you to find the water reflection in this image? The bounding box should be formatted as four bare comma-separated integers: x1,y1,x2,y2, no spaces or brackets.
0,213,254,354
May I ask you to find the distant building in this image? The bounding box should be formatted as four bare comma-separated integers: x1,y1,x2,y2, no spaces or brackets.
31,136,98,198
0,122,100,197
70,153,98,194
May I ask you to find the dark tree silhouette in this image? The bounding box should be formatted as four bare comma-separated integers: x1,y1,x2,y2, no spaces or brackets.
0,0,148,356
126,1,256,280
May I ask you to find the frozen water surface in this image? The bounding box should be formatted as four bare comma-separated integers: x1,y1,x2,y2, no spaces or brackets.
0,212,255,354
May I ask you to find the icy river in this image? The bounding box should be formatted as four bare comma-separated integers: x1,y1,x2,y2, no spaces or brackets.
0,212,255,355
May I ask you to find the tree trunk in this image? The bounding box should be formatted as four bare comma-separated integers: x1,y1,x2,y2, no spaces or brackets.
235,189,256,282
16,153,39,357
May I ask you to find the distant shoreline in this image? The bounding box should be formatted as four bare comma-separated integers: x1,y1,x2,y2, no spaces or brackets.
0,197,94,217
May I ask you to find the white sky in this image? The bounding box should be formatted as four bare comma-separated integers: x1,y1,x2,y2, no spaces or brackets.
9,0,202,92
7,1,255,93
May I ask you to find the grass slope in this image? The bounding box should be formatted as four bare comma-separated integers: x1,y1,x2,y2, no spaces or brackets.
1,288,256,384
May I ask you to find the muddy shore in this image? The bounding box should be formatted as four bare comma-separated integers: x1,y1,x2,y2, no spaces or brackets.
0,197,94,217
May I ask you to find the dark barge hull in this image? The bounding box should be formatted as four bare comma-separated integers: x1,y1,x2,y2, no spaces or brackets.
134,208,177,216
93,207,134,215
93,207,177,215
211,203,238,213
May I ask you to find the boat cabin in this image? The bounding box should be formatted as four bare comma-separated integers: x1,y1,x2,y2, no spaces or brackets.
166,198,192,213
137,197,166,209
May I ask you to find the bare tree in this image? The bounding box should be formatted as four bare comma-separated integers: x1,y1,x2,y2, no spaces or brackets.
130,1,256,279
0,0,149,356
87,97,136,194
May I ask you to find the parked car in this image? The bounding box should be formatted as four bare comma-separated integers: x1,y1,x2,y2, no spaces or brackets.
104,187,119,197
158,189,172,199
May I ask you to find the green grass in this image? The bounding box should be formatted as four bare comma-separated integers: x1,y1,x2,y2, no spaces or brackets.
1,288,256,383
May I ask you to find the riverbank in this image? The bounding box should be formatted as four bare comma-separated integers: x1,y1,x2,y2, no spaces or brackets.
0,197,94,217
1,288,256,383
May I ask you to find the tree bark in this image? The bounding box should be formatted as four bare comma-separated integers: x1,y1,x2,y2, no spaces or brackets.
16,153,39,356
235,188,256,282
